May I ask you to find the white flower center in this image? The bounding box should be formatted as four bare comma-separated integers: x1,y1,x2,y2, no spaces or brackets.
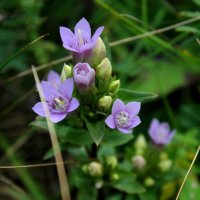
116,111,130,127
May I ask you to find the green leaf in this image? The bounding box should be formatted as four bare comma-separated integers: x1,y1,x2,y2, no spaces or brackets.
175,26,200,34
112,176,145,194
0,34,48,71
30,118,93,146
86,120,105,146
118,88,158,103
102,129,134,146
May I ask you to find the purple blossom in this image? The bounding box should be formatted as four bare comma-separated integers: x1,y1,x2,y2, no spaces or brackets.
32,78,79,123
59,17,104,59
73,62,95,91
47,70,61,89
148,118,175,145
105,99,141,134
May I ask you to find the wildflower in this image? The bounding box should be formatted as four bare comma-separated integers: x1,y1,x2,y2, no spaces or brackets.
108,80,120,93
60,17,104,60
47,70,61,89
32,78,79,123
148,118,175,145
73,62,95,91
105,99,141,134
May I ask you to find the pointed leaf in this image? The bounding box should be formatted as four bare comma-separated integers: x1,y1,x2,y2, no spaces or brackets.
86,120,105,146
118,88,158,103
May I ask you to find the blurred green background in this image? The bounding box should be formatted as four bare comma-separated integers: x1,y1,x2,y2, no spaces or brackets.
0,0,200,199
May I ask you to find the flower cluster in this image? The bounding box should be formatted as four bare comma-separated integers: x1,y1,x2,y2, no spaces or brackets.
32,18,141,137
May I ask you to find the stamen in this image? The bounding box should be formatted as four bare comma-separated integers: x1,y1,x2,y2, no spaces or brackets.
116,111,130,127
77,29,84,46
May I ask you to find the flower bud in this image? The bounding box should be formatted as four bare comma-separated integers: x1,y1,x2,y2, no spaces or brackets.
61,63,72,81
96,57,112,81
144,177,155,187
106,156,118,169
73,62,95,91
108,80,120,93
81,164,89,173
88,37,106,67
158,160,172,172
134,135,147,155
98,96,112,110
95,180,103,189
110,173,120,181
159,152,169,161
131,155,146,170
88,162,103,177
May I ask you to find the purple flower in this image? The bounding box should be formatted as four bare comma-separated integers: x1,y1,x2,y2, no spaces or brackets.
47,70,61,89
148,118,175,145
105,99,141,134
73,62,95,91
59,18,104,59
32,78,79,123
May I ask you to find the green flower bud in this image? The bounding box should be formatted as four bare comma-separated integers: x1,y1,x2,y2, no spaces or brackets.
134,135,147,155
95,180,103,189
81,164,89,173
88,162,103,177
144,177,155,187
110,173,120,181
96,57,112,81
88,37,106,67
106,156,118,169
61,63,72,81
98,96,112,110
108,80,120,93
158,160,172,172
131,155,146,170
159,152,169,161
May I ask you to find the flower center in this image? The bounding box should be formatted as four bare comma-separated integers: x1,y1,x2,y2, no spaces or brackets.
76,64,89,76
52,96,69,112
116,111,131,127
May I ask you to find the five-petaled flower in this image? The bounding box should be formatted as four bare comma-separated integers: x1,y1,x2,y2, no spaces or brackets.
105,99,141,134
73,62,95,91
32,78,79,123
60,17,104,60
148,118,175,145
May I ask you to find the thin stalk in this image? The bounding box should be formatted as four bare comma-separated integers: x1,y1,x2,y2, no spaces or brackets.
175,145,200,200
32,66,71,200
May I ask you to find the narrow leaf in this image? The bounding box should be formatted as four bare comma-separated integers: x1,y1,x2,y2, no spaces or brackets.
118,88,158,103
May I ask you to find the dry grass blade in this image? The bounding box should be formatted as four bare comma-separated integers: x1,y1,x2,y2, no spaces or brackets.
0,160,74,169
175,145,200,200
110,16,200,46
31,66,71,200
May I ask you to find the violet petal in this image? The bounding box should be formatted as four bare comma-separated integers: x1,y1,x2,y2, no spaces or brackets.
49,113,67,123
105,115,116,129
32,102,46,117
60,78,74,99
59,27,74,44
47,71,61,89
41,81,59,101
112,99,124,114
74,17,91,38
92,26,104,41
117,127,132,134
68,98,79,112
125,102,141,116
129,116,141,129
